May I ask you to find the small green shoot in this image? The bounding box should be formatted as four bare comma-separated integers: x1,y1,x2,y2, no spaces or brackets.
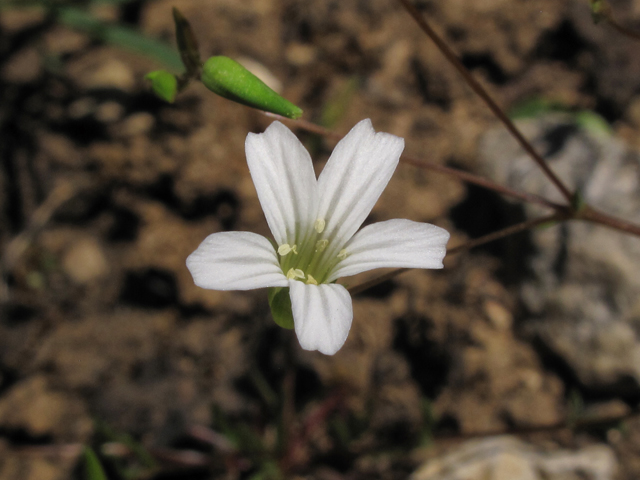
83,446,108,480
589,0,610,24
172,7,201,78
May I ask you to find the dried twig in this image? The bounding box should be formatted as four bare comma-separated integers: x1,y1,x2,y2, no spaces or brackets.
0,178,91,302
265,112,562,211
347,213,563,295
395,0,574,203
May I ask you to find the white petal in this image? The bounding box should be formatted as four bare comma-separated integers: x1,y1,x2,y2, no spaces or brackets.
289,281,353,355
187,232,287,290
245,121,318,246
317,119,404,254
328,219,450,281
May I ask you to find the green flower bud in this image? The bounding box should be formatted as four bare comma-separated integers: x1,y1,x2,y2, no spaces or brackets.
145,70,178,103
172,7,201,78
201,56,303,119
268,287,294,329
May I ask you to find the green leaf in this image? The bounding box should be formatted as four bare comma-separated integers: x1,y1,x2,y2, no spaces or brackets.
172,7,201,77
201,56,303,119
508,97,565,119
145,70,178,103
83,446,108,480
268,287,294,329
575,110,612,137
57,7,183,71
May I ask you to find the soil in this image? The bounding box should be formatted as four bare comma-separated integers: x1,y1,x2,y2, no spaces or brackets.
1,0,640,479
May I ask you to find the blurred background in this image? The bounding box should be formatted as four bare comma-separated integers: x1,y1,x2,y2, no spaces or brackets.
1,0,640,479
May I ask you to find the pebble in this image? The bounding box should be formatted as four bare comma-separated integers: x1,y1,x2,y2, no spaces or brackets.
62,237,109,284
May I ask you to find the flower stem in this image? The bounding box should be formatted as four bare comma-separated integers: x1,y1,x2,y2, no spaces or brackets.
395,0,574,204
347,213,564,295
264,112,562,210
264,112,640,241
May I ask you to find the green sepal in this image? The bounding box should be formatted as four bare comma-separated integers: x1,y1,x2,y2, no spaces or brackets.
201,56,303,119
145,70,178,103
172,7,201,77
268,287,294,330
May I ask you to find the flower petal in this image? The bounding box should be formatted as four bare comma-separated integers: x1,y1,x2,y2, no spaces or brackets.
289,281,353,355
317,119,404,255
328,219,450,281
187,231,288,290
245,121,318,246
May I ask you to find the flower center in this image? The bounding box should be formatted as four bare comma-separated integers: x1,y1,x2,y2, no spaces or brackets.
277,218,347,284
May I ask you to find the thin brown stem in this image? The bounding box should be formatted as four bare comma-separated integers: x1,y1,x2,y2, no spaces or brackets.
578,205,640,237
395,0,574,204
0,178,92,302
607,17,640,41
400,153,562,210
347,213,563,295
447,212,565,255
265,112,562,210
594,1,640,42
264,113,640,239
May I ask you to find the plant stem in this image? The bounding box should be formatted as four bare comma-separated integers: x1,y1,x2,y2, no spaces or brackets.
264,113,562,210
347,213,563,295
395,0,574,204
578,205,640,237
606,17,640,41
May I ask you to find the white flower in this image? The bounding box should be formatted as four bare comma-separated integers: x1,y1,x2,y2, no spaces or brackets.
187,119,450,355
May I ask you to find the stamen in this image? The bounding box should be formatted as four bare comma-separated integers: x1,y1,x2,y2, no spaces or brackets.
278,244,292,256
286,268,305,280
278,244,298,256
314,218,326,233
337,249,348,260
306,274,318,285
315,239,329,252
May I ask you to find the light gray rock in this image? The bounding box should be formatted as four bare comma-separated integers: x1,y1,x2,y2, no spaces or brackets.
411,436,617,480
478,114,640,393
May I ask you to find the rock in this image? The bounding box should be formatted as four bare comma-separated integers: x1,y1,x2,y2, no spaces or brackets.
0,455,78,480
478,113,640,393
71,57,136,92
411,436,617,480
0,376,92,442
61,237,109,284
0,10,44,34
43,27,89,56
116,112,155,137
1,47,42,84
95,101,125,123
237,57,283,93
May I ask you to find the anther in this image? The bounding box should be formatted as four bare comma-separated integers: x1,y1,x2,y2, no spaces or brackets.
314,218,326,233
278,244,298,256
337,249,348,260
278,244,292,256
315,239,329,252
306,274,318,285
286,268,305,280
